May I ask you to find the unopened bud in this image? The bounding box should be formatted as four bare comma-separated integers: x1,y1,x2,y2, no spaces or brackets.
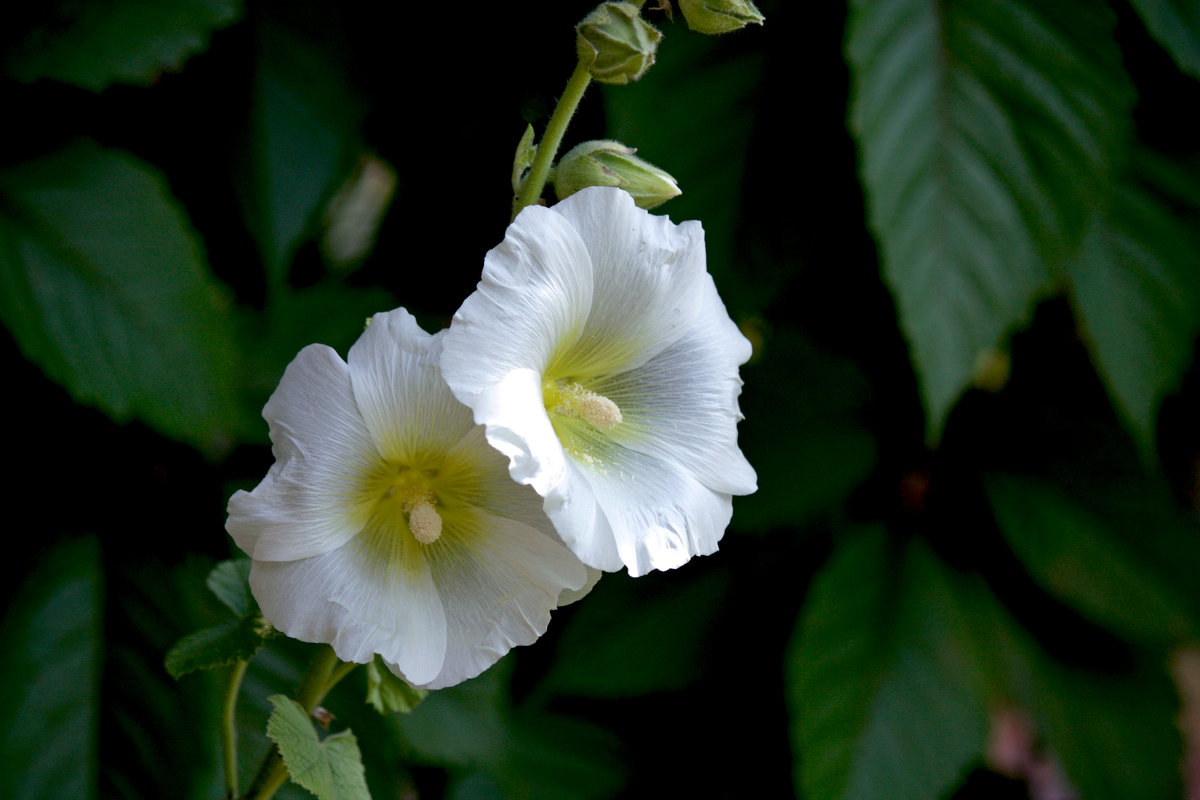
553,140,681,209
576,2,663,85
677,0,764,34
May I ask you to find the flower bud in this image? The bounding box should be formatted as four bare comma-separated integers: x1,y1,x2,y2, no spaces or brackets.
677,0,764,34
553,140,681,209
576,2,663,85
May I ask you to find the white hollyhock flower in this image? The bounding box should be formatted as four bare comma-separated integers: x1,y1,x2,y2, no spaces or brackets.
441,186,756,577
226,308,595,690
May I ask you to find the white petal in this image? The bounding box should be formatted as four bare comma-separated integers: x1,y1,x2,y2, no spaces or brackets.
549,187,709,377
347,309,475,463
441,205,593,404
562,434,734,577
419,510,589,689
472,367,569,498
249,532,448,686
595,275,757,496
227,344,378,562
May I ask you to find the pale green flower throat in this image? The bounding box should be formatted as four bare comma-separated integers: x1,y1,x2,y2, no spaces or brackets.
376,464,443,545
543,379,623,430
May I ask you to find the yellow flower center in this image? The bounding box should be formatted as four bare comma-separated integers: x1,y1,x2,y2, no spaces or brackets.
543,380,623,430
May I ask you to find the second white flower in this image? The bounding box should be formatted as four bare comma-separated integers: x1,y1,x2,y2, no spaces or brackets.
441,186,756,577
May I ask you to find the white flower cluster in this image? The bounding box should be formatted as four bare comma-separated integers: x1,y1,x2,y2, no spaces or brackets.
226,187,756,689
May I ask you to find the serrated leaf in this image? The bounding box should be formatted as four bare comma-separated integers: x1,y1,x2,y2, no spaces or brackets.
846,0,1132,439
206,558,255,617
0,139,240,457
364,657,427,715
266,695,371,800
239,15,365,288
1066,167,1200,456
0,537,103,800
787,530,989,800
164,616,265,678
1128,0,1200,81
987,473,1198,646
4,0,242,91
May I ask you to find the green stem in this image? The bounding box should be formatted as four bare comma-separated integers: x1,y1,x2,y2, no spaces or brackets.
513,60,593,218
242,646,359,800
222,659,250,799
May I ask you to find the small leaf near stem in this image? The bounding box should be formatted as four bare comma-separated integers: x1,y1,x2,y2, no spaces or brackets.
242,645,360,800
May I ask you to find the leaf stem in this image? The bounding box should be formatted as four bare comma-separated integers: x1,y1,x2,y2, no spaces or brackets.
513,60,593,218
241,645,359,800
222,659,250,799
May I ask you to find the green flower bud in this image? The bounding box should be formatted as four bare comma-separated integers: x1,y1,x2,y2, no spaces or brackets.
553,140,681,209
576,2,663,85
677,0,764,34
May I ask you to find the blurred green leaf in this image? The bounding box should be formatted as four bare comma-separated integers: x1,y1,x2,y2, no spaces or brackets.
1036,656,1183,800
387,665,509,768
987,472,1199,646
0,536,103,800
1127,0,1200,81
364,657,427,715
491,712,626,800
1066,167,1200,456
0,139,240,458
788,530,990,800
266,695,371,800
4,0,241,91
846,0,1132,439
104,557,225,800
736,328,876,531
603,25,763,304
539,569,728,698
239,12,365,289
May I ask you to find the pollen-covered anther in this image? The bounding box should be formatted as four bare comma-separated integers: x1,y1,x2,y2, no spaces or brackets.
554,381,623,430
403,492,443,545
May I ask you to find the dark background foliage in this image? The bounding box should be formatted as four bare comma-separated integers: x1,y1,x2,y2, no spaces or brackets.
4,1,1200,798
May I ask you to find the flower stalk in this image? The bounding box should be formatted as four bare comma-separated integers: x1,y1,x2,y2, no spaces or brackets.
241,645,357,800
222,659,249,799
513,61,592,218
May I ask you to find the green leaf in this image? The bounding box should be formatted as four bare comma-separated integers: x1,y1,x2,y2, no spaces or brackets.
1127,0,1200,81
1066,165,1200,455
0,139,240,458
0,536,103,800
736,328,876,530
1036,657,1183,800
492,712,626,800
4,0,242,91
164,616,266,678
165,558,271,678
846,0,1133,438
206,558,255,618
364,657,427,715
787,530,990,800
539,569,728,697
987,473,1198,646
239,13,365,288
266,695,371,800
